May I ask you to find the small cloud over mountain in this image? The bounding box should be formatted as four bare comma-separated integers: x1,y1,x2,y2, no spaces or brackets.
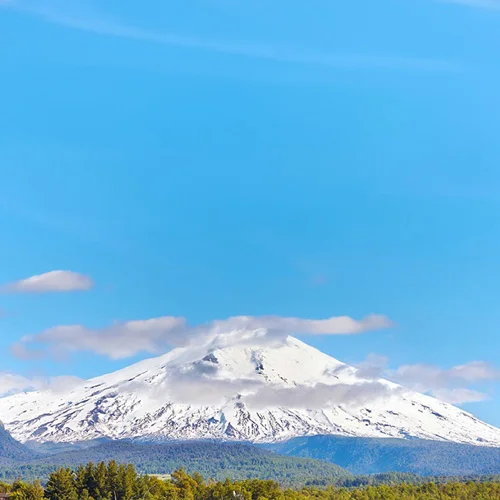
12,313,393,360
356,355,500,405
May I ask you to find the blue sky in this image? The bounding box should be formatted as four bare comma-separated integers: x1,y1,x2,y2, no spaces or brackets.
1,0,500,426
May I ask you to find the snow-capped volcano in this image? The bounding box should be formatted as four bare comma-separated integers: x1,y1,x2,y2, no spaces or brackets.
1,333,500,446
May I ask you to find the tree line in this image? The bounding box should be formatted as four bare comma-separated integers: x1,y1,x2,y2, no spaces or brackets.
1,461,500,500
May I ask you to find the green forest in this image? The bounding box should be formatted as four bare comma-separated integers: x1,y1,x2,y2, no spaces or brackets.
1,462,500,500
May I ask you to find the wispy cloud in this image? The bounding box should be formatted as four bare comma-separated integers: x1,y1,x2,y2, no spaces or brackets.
13,313,392,360
243,381,401,410
121,352,402,409
1,1,460,73
356,353,389,379
1,361,400,410
2,270,94,293
389,361,500,389
0,372,31,396
357,355,500,405
166,378,400,409
431,388,489,405
0,371,84,397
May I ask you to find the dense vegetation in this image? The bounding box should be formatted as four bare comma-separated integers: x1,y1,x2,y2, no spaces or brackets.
266,435,500,475
0,424,37,466
1,462,500,500
0,442,349,487
3,435,500,484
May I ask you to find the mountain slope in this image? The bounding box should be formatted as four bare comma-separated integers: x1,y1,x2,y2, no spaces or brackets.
34,441,351,485
0,431,351,485
0,421,38,465
266,435,500,476
1,334,500,446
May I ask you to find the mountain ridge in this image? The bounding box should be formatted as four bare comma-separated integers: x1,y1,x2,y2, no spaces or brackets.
265,435,500,476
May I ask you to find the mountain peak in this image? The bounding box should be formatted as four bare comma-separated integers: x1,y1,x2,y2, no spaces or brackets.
0,336,499,447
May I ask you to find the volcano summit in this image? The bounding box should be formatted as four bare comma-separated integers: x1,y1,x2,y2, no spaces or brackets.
1,334,499,447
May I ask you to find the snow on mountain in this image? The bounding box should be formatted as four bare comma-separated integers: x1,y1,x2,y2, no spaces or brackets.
1,333,500,446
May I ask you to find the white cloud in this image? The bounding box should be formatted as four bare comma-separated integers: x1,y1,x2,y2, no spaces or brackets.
389,361,500,391
13,313,392,360
357,356,500,405
210,314,392,336
448,361,500,382
3,270,94,293
243,381,402,410
432,388,489,405
16,317,187,360
124,355,401,409
0,358,400,409
168,379,400,409
0,372,84,397
0,2,459,72
10,341,44,360
163,373,261,407
43,375,85,393
355,353,389,379
0,372,32,396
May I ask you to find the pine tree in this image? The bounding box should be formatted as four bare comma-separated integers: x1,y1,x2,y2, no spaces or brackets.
116,464,137,500
84,462,98,498
75,465,88,497
45,468,78,500
95,461,110,500
107,460,119,500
